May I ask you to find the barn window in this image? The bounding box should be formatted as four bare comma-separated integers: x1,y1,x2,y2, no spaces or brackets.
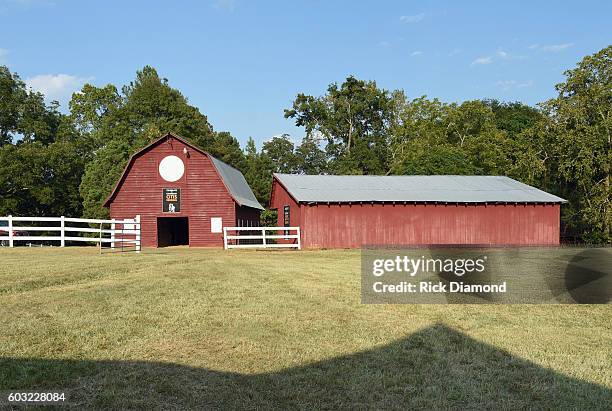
283,205,290,235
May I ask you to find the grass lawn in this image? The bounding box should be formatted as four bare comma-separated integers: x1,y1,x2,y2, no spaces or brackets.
0,247,610,409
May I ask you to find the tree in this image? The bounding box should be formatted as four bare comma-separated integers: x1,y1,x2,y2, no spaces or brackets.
0,66,83,217
392,143,479,175
481,99,543,139
0,141,85,216
262,134,297,173
538,46,611,243
295,134,328,174
79,139,133,218
389,97,510,176
285,76,395,174
208,131,246,170
77,66,217,218
389,96,451,173
443,100,510,174
242,138,274,205
0,66,63,146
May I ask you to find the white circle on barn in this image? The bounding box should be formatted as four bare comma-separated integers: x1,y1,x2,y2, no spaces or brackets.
159,155,184,182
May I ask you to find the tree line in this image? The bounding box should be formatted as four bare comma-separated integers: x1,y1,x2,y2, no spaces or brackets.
0,46,609,243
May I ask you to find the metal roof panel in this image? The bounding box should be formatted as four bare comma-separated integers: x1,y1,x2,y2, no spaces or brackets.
273,174,566,204
211,156,264,210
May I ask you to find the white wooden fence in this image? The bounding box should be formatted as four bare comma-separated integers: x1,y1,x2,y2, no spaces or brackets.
223,226,301,249
0,215,141,252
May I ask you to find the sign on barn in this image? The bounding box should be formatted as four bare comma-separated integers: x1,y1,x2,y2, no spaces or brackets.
163,188,180,213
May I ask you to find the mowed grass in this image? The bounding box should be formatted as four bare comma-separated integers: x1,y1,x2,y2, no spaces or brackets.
0,247,610,409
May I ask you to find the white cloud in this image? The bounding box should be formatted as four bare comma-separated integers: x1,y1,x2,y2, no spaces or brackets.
25,73,93,104
528,43,573,52
400,13,425,23
448,48,462,56
496,48,525,60
469,48,524,67
410,50,423,57
214,0,235,11
0,48,8,64
541,43,574,52
378,41,390,48
471,56,492,66
496,80,534,91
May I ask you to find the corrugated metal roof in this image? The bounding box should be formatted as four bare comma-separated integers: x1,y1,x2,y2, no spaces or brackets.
211,156,264,210
274,174,567,204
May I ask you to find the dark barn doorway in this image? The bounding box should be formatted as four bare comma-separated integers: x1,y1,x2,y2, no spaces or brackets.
157,217,189,247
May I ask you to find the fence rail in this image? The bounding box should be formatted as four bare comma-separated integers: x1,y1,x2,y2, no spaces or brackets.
223,226,301,250
0,215,141,252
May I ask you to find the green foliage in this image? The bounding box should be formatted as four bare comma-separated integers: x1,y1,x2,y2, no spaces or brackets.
295,134,328,174
393,144,479,175
260,133,328,175
262,134,296,173
242,137,274,205
390,98,511,175
0,66,64,146
0,141,85,216
79,139,133,218
259,209,278,227
285,76,394,174
208,131,246,170
482,99,543,138
0,66,83,217
537,46,611,242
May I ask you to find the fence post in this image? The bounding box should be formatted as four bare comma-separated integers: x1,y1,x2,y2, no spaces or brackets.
135,215,141,253
262,228,267,247
296,227,301,250
110,220,115,250
8,215,13,248
60,216,65,247
223,227,228,250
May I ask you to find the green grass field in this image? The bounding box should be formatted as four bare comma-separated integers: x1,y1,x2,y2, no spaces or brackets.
0,247,610,409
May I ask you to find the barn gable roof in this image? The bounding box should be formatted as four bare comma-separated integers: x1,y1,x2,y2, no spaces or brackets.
103,133,264,210
273,174,567,204
209,156,264,210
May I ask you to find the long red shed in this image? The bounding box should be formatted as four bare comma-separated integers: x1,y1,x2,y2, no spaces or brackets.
104,133,263,247
270,174,566,248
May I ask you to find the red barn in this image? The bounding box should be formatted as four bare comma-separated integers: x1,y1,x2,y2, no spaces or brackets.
104,133,263,247
270,174,566,248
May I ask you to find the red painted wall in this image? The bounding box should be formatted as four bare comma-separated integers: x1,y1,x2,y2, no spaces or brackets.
270,179,301,244
108,137,236,247
270,179,561,248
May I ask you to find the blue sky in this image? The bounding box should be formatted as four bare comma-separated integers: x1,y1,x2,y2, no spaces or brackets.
1,0,610,147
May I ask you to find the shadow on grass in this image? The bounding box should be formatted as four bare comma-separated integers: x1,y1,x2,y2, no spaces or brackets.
1,324,610,409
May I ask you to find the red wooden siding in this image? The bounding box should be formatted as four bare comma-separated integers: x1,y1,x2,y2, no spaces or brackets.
270,178,301,244
108,137,239,247
270,178,561,248
300,203,560,248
